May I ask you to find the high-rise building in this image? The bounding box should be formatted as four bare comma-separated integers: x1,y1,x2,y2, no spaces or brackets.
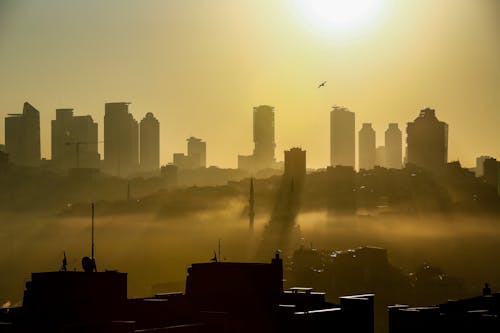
5,102,41,167
330,106,355,168
406,108,448,172
376,146,386,167
359,123,376,170
284,147,306,185
139,112,160,172
238,105,276,172
482,157,499,189
103,102,139,177
475,156,493,177
51,108,99,170
187,137,206,168
173,137,206,170
385,123,402,169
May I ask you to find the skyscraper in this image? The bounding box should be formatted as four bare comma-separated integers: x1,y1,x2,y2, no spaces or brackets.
359,123,376,170
173,137,206,169
284,147,306,185
139,112,160,172
103,102,139,177
385,123,402,169
406,108,448,172
330,106,355,168
51,108,99,170
376,146,386,168
238,105,276,172
187,137,206,168
5,102,41,167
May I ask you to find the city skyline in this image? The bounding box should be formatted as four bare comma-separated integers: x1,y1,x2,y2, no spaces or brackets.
1,101,496,173
0,0,499,168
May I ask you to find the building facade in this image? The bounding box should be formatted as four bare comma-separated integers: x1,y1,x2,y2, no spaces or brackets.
385,123,402,169
139,112,160,172
406,108,448,172
330,106,355,168
359,123,376,170
5,102,41,167
173,137,206,170
103,102,139,177
51,108,99,170
238,105,277,172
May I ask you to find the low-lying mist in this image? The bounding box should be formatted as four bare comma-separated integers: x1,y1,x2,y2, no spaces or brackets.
1,204,500,308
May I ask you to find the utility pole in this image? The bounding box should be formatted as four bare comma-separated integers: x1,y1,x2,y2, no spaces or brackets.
249,177,255,232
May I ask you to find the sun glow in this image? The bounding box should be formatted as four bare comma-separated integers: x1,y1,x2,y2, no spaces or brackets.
295,0,386,35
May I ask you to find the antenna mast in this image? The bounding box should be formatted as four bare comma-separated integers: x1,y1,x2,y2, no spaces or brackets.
91,202,95,260
218,239,221,262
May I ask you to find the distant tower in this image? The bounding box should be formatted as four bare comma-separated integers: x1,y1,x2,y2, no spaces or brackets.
284,147,306,186
385,123,402,169
476,156,493,177
5,102,41,167
253,105,276,170
103,102,139,177
238,105,277,172
249,177,255,232
330,106,355,168
359,123,376,170
51,108,99,170
187,137,206,168
139,112,160,172
376,146,386,168
406,108,448,172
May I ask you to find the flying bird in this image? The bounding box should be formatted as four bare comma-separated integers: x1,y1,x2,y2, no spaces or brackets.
318,81,327,88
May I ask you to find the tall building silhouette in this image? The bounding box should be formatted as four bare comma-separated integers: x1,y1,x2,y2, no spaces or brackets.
51,108,99,170
475,155,493,177
173,137,206,169
284,147,306,186
482,157,499,189
139,112,160,172
376,146,386,167
406,108,448,172
385,123,402,169
359,123,376,170
238,105,276,172
330,106,355,168
103,102,139,177
187,137,206,168
5,102,41,167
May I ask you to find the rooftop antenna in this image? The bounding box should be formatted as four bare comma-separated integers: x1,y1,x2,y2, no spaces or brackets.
91,202,95,261
218,239,221,262
249,177,255,233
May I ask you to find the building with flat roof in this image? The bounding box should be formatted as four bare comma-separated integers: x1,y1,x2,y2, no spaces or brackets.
359,123,376,170
330,106,355,168
139,112,160,173
406,108,448,173
385,123,402,169
51,108,99,170
238,105,277,172
5,102,41,167
103,102,139,177
173,137,206,170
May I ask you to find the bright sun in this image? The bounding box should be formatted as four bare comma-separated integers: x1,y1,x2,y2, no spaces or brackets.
295,0,385,34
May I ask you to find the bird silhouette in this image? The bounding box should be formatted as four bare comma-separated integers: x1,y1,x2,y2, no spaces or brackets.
318,81,327,88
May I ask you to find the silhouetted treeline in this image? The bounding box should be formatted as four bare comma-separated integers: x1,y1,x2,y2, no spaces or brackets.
0,162,498,217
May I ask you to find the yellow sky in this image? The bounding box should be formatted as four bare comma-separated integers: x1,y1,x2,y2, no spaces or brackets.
0,0,499,169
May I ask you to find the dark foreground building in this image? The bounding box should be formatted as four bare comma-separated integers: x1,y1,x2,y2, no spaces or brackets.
0,254,374,333
388,291,500,333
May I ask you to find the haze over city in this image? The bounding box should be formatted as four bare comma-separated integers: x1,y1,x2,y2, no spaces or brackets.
1,1,500,333
1,0,499,169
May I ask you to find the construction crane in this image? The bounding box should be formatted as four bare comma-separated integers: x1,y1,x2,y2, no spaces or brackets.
65,141,104,169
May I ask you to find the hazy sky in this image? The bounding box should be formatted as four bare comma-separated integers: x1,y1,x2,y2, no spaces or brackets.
0,0,499,169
